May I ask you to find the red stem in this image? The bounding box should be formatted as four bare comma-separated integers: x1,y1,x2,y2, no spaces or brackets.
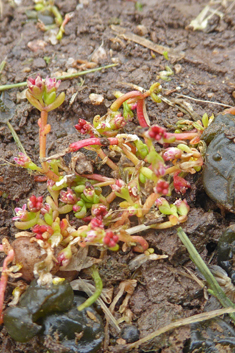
167,131,199,140
106,191,117,204
0,249,15,324
136,99,149,127
80,173,114,182
69,137,119,152
131,235,149,253
111,91,144,111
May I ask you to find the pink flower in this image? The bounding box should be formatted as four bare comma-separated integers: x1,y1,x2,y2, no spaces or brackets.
12,204,28,221
113,115,126,129
27,75,44,99
45,77,61,92
47,179,56,188
83,183,95,198
60,188,77,204
14,153,31,167
131,103,137,110
163,147,182,161
155,197,167,207
73,204,81,212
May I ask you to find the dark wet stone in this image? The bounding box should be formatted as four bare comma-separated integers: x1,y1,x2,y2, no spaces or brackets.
121,325,140,343
217,225,235,279
202,114,235,213
186,316,235,352
4,279,74,342
41,295,104,353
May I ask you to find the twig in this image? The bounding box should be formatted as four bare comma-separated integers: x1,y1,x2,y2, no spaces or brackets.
111,25,184,60
0,64,118,92
175,93,233,108
124,307,235,350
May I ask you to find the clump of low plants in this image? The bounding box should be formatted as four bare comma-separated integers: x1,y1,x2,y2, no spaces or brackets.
0,75,206,330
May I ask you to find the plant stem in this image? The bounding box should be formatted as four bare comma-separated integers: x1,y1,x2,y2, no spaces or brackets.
77,266,103,311
39,110,48,165
80,173,114,183
39,110,59,181
177,227,235,322
96,148,119,171
136,98,149,127
142,192,159,216
167,132,199,141
69,137,119,152
0,64,118,92
110,91,143,111
106,191,117,204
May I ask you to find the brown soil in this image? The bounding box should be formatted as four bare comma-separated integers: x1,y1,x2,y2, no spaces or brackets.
1,0,235,352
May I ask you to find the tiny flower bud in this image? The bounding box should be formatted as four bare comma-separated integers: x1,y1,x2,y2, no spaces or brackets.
155,180,169,195
90,217,104,229
85,230,98,242
111,179,125,192
28,195,43,212
27,75,45,100
174,199,190,216
75,119,94,136
14,153,40,171
32,224,53,239
148,125,167,141
103,231,119,248
40,203,51,215
91,204,108,219
154,162,166,177
173,173,191,194
57,244,72,267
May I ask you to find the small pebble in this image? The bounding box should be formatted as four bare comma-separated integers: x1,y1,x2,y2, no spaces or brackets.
207,92,214,98
89,93,104,105
174,64,182,74
33,57,46,69
121,325,140,343
177,112,184,117
135,25,148,36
